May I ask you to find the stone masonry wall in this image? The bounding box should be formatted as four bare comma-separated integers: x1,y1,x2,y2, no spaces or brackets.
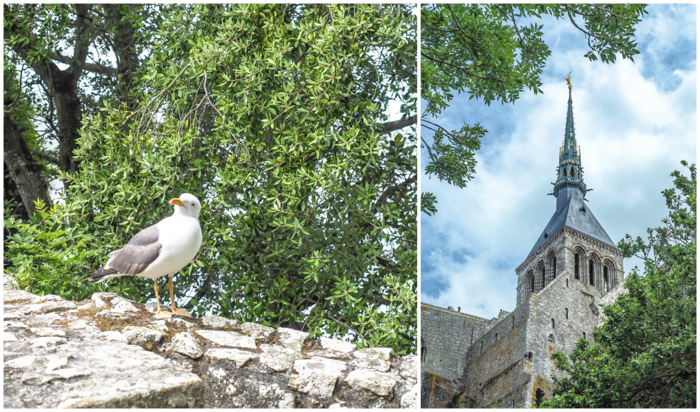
599,279,628,312
524,271,601,407
459,269,621,408
516,228,624,307
420,371,462,409
3,274,416,408
420,303,491,381
461,299,531,408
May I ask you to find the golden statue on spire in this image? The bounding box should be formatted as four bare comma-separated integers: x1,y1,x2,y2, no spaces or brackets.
564,71,572,90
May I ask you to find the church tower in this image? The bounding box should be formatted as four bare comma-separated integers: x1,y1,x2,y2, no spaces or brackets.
515,83,624,307
423,78,628,409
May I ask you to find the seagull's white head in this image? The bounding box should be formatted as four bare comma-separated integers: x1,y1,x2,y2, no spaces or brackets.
169,193,201,219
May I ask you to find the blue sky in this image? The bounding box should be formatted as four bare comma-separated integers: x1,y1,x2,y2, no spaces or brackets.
420,4,697,319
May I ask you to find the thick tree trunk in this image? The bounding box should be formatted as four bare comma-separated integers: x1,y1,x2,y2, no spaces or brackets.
105,4,140,110
51,81,83,173
3,113,52,216
53,76,83,174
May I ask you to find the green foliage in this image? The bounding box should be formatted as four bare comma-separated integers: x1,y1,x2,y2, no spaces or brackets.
421,4,648,214
4,4,417,354
542,161,696,408
4,200,123,299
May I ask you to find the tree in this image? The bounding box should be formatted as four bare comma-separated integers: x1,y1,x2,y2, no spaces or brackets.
421,4,648,215
4,4,417,354
541,161,696,408
3,4,164,215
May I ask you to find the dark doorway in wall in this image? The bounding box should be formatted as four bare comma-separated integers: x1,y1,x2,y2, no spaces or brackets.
535,388,545,406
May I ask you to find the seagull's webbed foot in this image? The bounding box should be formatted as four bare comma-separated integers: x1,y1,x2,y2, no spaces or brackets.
156,309,174,319
171,307,192,317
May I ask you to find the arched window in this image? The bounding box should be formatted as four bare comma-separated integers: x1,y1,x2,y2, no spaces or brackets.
480,341,483,354
541,265,545,289
495,333,498,342
583,331,587,339
421,346,427,362
566,278,569,287
574,253,580,279
604,266,609,291
565,308,569,319
551,318,555,329
530,274,535,293
552,257,557,278
589,259,595,286
512,317,515,329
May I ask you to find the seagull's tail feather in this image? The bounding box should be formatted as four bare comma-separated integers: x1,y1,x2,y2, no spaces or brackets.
82,267,122,284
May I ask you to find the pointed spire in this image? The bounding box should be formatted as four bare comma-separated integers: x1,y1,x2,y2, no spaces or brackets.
553,79,588,198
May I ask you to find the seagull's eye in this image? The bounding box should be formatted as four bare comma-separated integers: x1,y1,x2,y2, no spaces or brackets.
191,203,195,207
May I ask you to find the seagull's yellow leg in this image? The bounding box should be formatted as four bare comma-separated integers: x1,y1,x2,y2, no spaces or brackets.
154,278,173,318
169,274,191,317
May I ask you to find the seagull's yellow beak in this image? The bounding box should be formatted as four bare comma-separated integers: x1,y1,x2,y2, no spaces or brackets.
169,198,185,208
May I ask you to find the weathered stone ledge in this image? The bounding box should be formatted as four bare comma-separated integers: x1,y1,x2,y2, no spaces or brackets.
3,274,417,408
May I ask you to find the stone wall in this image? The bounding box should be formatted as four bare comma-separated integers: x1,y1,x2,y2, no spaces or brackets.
458,270,616,408
3,275,416,408
599,278,628,312
420,303,491,381
420,371,463,408
516,228,624,306
461,299,531,408
523,271,602,407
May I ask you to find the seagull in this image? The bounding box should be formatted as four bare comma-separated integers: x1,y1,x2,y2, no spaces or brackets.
82,193,203,318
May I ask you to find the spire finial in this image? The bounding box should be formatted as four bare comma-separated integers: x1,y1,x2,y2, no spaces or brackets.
564,71,572,90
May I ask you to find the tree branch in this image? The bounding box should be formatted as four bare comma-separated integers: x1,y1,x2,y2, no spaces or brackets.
375,175,416,210
421,135,438,165
421,52,505,83
49,53,118,76
564,5,619,48
375,115,417,134
71,4,93,81
29,147,60,165
446,4,478,43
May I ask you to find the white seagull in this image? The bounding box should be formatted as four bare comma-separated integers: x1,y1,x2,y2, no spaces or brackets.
83,193,203,318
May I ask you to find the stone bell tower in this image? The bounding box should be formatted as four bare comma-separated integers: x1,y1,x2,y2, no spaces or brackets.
515,82,624,307
438,77,627,409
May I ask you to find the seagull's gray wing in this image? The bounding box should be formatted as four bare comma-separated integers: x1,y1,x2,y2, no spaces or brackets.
106,224,162,275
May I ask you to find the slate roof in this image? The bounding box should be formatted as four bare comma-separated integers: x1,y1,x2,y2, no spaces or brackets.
527,186,616,258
